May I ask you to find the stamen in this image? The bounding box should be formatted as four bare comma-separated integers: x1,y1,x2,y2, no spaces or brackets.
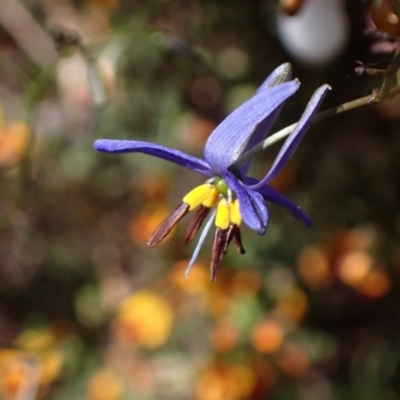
147,202,189,247
210,227,229,282
223,200,245,254
232,227,246,254
223,224,246,254
215,199,230,230
183,184,215,210
223,224,235,254
230,200,242,226
184,206,210,243
202,187,219,208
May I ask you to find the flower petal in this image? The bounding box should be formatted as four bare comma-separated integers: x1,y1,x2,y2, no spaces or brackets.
204,80,300,174
223,172,269,234
244,177,311,226
249,84,330,189
237,107,283,176
94,139,214,176
255,63,292,94
240,63,294,159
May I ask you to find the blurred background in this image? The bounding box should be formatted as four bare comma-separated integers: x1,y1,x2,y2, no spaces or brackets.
1,0,400,399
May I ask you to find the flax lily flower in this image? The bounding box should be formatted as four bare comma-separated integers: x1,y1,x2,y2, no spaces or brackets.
95,64,329,281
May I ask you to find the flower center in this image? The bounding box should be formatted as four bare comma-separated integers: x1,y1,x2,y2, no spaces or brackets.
214,177,228,197
147,177,245,282
180,179,243,241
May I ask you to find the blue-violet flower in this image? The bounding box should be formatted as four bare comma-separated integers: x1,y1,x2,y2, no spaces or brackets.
94,63,330,281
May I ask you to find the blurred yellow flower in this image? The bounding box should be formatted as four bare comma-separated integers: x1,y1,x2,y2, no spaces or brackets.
0,349,63,400
195,363,255,400
87,370,124,400
112,290,173,349
0,351,27,400
0,119,29,168
0,320,78,399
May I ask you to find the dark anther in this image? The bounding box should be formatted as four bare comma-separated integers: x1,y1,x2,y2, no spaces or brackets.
232,227,246,254
210,228,228,282
184,206,210,243
223,224,246,254
147,203,189,248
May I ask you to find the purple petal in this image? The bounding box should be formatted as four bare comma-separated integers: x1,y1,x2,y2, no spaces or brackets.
249,84,330,189
255,63,292,94
241,64,294,162
204,80,300,174
223,171,269,234
238,107,283,176
244,177,310,226
94,139,214,177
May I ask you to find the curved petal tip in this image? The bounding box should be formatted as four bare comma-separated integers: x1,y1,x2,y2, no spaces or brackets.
94,139,113,152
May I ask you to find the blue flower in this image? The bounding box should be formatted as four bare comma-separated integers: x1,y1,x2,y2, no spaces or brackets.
94,64,329,281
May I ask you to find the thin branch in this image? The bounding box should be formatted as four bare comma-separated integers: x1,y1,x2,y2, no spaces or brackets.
379,49,400,98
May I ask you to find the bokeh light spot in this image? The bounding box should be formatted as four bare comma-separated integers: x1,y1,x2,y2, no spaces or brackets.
216,47,249,79
251,319,284,354
297,246,332,290
337,251,373,288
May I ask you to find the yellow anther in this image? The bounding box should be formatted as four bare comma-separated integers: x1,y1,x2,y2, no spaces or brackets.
202,187,219,208
215,199,230,230
183,184,215,211
230,200,242,226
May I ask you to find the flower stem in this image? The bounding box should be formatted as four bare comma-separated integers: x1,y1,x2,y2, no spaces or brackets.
235,85,400,168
